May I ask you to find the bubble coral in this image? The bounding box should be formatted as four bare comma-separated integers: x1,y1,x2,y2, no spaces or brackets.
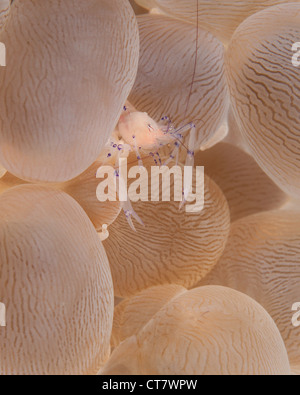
0,161,121,232
103,157,230,298
0,0,298,377
135,0,299,44
226,3,300,198
200,210,300,367
0,163,6,179
129,0,147,14
111,284,186,348
195,142,287,222
128,14,229,150
101,286,291,375
0,0,9,31
0,0,139,182
0,185,114,375
292,365,300,375
59,160,121,231
0,171,26,193
223,108,250,151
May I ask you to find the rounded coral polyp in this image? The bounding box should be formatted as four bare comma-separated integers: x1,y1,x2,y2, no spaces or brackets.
0,163,6,179
0,0,298,377
59,160,122,231
135,0,297,44
101,286,291,375
103,157,230,298
195,142,287,222
129,0,148,14
0,172,27,194
112,284,186,348
201,210,300,367
226,3,300,198
0,0,139,182
0,0,9,31
0,161,122,231
128,14,229,150
0,185,114,375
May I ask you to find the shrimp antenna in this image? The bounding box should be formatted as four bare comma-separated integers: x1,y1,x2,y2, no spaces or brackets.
183,0,199,121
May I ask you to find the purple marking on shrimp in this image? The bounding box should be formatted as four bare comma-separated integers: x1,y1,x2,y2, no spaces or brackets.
149,152,158,165
156,152,162,165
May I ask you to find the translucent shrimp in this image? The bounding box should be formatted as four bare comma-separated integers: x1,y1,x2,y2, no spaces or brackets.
116,102,196,168
105,102,196,230
105,0,201,230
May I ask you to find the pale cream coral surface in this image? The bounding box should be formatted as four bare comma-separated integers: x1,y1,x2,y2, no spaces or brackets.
0,0,299,376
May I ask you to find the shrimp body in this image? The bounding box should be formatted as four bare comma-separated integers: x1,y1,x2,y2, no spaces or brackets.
105,102,196,231
115,103,196,167
118,106,172,151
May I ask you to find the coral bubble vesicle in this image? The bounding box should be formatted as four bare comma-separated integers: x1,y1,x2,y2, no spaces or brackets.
112,285,187,348
201,210,300,367
102,286,291,375
227,3,300,198
195,143,287,222
103,158,230,298
0,0,139,182
0,163,6,179
129,14,229,150
0,0,9,31
60,160,122,231
135,0,300,44
0,185,114,375
0,0,299,377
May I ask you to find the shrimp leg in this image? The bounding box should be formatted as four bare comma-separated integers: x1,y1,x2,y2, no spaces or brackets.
132,135,143,167
115,150,144,232
120,169,144,232
180,124,197,210
185,124,196,168
122,199,145,232
162,141,181,166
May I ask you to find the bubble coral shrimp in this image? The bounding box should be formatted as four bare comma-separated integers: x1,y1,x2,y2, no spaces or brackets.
115,101,196,167
106,101,197,230
103,0,226,231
